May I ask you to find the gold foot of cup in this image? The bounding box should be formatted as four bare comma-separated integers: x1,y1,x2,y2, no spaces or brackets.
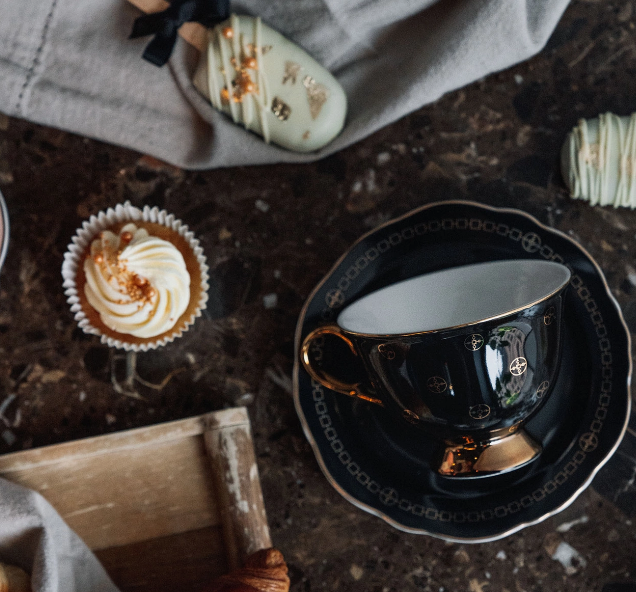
437,429,542,478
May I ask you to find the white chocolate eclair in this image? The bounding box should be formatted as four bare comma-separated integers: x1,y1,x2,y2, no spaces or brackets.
193,14,347,153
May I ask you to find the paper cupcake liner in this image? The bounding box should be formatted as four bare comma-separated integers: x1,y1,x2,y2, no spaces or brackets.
62,202,209,351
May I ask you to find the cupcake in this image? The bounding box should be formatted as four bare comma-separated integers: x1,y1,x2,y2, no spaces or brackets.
62,202,209,351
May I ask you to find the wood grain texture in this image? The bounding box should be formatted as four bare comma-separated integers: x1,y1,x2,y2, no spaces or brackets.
95,526,227,592
0,408,271,592
1,435,220,550
205,418,272,569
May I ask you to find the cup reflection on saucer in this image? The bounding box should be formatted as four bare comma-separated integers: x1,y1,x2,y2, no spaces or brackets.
301,259,571,478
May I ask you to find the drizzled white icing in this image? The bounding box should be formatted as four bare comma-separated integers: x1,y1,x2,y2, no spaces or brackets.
83,223,190,338
192,14,347,153
562,112,636,208
206,15,272,142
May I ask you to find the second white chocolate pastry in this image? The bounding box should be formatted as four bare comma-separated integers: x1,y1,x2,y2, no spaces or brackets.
561,112,636,208
193,14,347,153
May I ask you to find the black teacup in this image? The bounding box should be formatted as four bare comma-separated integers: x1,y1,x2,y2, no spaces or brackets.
301,259,571,478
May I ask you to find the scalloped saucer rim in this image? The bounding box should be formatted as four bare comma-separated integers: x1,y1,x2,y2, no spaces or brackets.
293,200,631,542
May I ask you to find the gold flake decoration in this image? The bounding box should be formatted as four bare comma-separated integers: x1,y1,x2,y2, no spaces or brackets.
271,97,291,121
246,43,273,56
302,130,311,140
303,76,329,120
230,69,257,103
282,61,302,85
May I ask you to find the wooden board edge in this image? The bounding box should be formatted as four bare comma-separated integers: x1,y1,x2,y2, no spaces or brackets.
204,418,272,568
0,408,249,473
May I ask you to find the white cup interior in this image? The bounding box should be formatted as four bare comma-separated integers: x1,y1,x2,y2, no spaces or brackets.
337,260,571,335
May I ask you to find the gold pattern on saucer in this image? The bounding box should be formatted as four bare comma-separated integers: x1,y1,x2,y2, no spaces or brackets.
403,409,419,424
377,344,395,360
469,404,491,420
282,61,302,85
325,288,345,309
543,306,556,325
303,76,329,120
271,97,291,121
427,376,447,393
464,333,484,351
536,380,550,399
509,357,528,376
579,432,598,452
521,231,542,253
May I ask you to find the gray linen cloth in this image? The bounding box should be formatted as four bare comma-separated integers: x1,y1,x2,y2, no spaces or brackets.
0,478,119,592
0,0,570,169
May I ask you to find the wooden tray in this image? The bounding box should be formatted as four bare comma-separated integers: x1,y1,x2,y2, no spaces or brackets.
0,407,271,592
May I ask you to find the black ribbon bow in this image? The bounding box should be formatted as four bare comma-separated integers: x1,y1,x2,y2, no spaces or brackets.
129,0,230,67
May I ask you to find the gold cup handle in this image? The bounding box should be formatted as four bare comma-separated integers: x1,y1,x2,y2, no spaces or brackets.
300,325,384,406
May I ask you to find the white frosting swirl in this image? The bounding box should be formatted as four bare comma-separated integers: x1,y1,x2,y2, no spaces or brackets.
83,223,191,338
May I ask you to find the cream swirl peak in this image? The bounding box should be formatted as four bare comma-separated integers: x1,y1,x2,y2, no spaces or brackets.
83,223,191,338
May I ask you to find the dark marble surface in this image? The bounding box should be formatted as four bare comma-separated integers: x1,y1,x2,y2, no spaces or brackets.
1,0,636,590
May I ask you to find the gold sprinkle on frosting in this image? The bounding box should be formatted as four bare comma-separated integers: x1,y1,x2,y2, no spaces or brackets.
90,238,155,305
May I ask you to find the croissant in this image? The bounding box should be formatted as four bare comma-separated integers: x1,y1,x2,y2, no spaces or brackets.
0,563,31,592
201,548,290,592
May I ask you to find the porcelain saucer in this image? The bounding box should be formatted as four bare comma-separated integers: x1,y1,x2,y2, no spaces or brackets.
293,200,631,542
